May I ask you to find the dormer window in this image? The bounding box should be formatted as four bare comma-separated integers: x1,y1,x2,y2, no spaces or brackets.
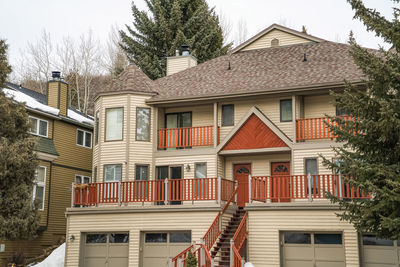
271,38,279,47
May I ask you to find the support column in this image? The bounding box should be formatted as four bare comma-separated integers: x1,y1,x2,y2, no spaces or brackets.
213,102,218,147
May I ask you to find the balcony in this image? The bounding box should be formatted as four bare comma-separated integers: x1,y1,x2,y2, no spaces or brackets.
250,174,369,202
158,125,219,149
296,115,352,141
72,177,235,207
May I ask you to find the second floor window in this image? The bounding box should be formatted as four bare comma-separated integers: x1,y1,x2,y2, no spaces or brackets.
33,166,46,210
222,104,234,126
136,108,150,141
136,165,149,180
105,108,123,141
95,111,99,145
104,164,122,182
29,116,48,137
77,129,92,148
75,174,91,184
280,99,292,122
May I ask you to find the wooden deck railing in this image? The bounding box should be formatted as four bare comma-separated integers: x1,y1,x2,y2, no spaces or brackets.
231,213,248,267
296,115,352,141
251,174,370,202
158,125,215,149
73,177,234,207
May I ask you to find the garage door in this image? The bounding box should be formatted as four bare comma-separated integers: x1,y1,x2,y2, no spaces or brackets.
281,232,345,267
141,231,191,267
361,234,400,267
83,232,129,267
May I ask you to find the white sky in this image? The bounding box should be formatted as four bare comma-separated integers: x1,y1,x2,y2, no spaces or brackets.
0,0,395,69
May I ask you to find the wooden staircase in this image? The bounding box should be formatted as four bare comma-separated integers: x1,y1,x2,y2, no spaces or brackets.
211,207,246,267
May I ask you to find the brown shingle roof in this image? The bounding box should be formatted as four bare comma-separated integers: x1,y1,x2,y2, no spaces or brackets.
149,41,365,103
98,64,157,97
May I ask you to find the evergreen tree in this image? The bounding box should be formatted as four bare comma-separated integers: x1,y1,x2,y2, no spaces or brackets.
324,0,400,239
0,39,40,240
120,0,231,79
186,251,197,267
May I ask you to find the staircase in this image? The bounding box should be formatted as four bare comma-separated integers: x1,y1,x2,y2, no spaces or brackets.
211,207,246,267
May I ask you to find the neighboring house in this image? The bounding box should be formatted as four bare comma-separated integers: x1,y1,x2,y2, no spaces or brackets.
0,73,93,266
65,24,399,267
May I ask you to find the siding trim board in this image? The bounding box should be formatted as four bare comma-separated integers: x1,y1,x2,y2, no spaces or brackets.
52,163,92,173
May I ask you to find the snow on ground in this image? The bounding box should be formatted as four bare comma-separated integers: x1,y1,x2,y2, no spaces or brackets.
29,243,65,267
67,109,94,125
3,88,59,116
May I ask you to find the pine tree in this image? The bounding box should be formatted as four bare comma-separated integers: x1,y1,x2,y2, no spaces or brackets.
120,0,231,79
324,0,400,239
186,251,197,267
0,39,40,240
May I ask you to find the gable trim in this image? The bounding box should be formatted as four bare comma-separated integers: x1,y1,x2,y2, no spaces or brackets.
231,23,325,54
216,106,293,152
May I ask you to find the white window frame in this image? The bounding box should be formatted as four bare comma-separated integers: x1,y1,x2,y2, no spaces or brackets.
75,174,91,184
29,116,48,137
76,129,92,149
33,166,46,211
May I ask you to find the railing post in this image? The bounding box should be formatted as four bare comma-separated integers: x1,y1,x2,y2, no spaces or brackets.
248,174,252,204
199,238,205,266
217,176,221,205
177,258,183,267
211,258,215,267
307,174,313,202
230,239,234,267
241,258,245,267
168,257,173,267
71,182,75,207
118,181,122,206
164,178,169,205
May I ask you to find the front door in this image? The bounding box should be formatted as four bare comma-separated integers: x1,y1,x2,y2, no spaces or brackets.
271,162,290,202
234,164,251,207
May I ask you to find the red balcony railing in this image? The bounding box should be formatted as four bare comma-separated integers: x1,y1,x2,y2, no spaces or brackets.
158,125,216,149
251,174,370,202
296,115,353,141
73,177,235,207
232,212,248,267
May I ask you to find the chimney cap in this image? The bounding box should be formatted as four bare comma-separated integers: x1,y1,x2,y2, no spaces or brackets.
52,71,61,80
181,44,190,56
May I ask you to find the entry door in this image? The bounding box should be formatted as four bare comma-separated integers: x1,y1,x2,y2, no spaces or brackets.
234,164,251,207
166,112,192,149
271,162,290,202
170,166,182,205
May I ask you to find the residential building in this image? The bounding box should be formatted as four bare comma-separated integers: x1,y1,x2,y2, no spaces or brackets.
65,24,399,267
0,73,93,266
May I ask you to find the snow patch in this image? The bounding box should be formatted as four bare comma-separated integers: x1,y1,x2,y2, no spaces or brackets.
67,109,94,125
3,88,59,115
29,243,65,267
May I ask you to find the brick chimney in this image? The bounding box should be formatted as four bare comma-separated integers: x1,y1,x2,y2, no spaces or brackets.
47,71,68,116
166,45,197,76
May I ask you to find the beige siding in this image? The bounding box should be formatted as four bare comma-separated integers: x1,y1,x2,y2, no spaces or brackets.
65,211,218,267
304,94,336,118
241,29,312,52
225,153,291,180
166,56,197,76
164,104,214,128
292,147,336,174
247,209,359,267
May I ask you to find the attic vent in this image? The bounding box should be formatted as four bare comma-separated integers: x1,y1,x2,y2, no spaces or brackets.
271,38,279,47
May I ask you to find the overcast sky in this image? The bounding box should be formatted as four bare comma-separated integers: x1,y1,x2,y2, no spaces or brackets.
0,0,394,69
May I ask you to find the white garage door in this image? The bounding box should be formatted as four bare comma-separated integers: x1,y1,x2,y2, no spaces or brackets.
141,231,191,267
83,233,129,267
281,232,345,267
361,234,400,267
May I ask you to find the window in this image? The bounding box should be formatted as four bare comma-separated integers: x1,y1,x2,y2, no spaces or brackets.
305,158,318,194
135,165,149,181
104,165,122,182
222,104,234,126
284,232,311,244
110,233,129,243
75,174,91,184
86,234,107,243
336,106,347,116
195,163,207,178
145,233,167,243
33,166,46,210
93,166,97,183
136,108,151,141
95,111,99,145
362,235,394,246
280,99,292,122
105,108,123,141
170,232,191,243
29,116,48,137
314,234,342,244
77,129,92,148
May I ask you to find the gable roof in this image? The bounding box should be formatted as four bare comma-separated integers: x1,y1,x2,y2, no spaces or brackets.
149,41,365,104
96,64,157,98
231,24,325,53
217,107,293,154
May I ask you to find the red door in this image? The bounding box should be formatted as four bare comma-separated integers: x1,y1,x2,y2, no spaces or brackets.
234,164,251,207
271,162,291,202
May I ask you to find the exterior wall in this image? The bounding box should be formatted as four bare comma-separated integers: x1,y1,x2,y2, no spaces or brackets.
64,210,219,267
163,104,213,128
247,208,359,267
241,29,312,51
166,56,197,76
303,94,335,118
292,146,336,174
94,94,154,181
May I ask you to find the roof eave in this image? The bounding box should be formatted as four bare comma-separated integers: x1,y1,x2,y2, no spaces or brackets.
94,90,158,102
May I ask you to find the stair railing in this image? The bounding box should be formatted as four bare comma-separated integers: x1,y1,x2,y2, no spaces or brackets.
230,212,248,267
172,186,238,267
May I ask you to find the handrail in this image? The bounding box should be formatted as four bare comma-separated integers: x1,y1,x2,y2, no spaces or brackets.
158,125,214,149
171,244,194,263
231,212,248,267
222,187,238,214
171,243,213,267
